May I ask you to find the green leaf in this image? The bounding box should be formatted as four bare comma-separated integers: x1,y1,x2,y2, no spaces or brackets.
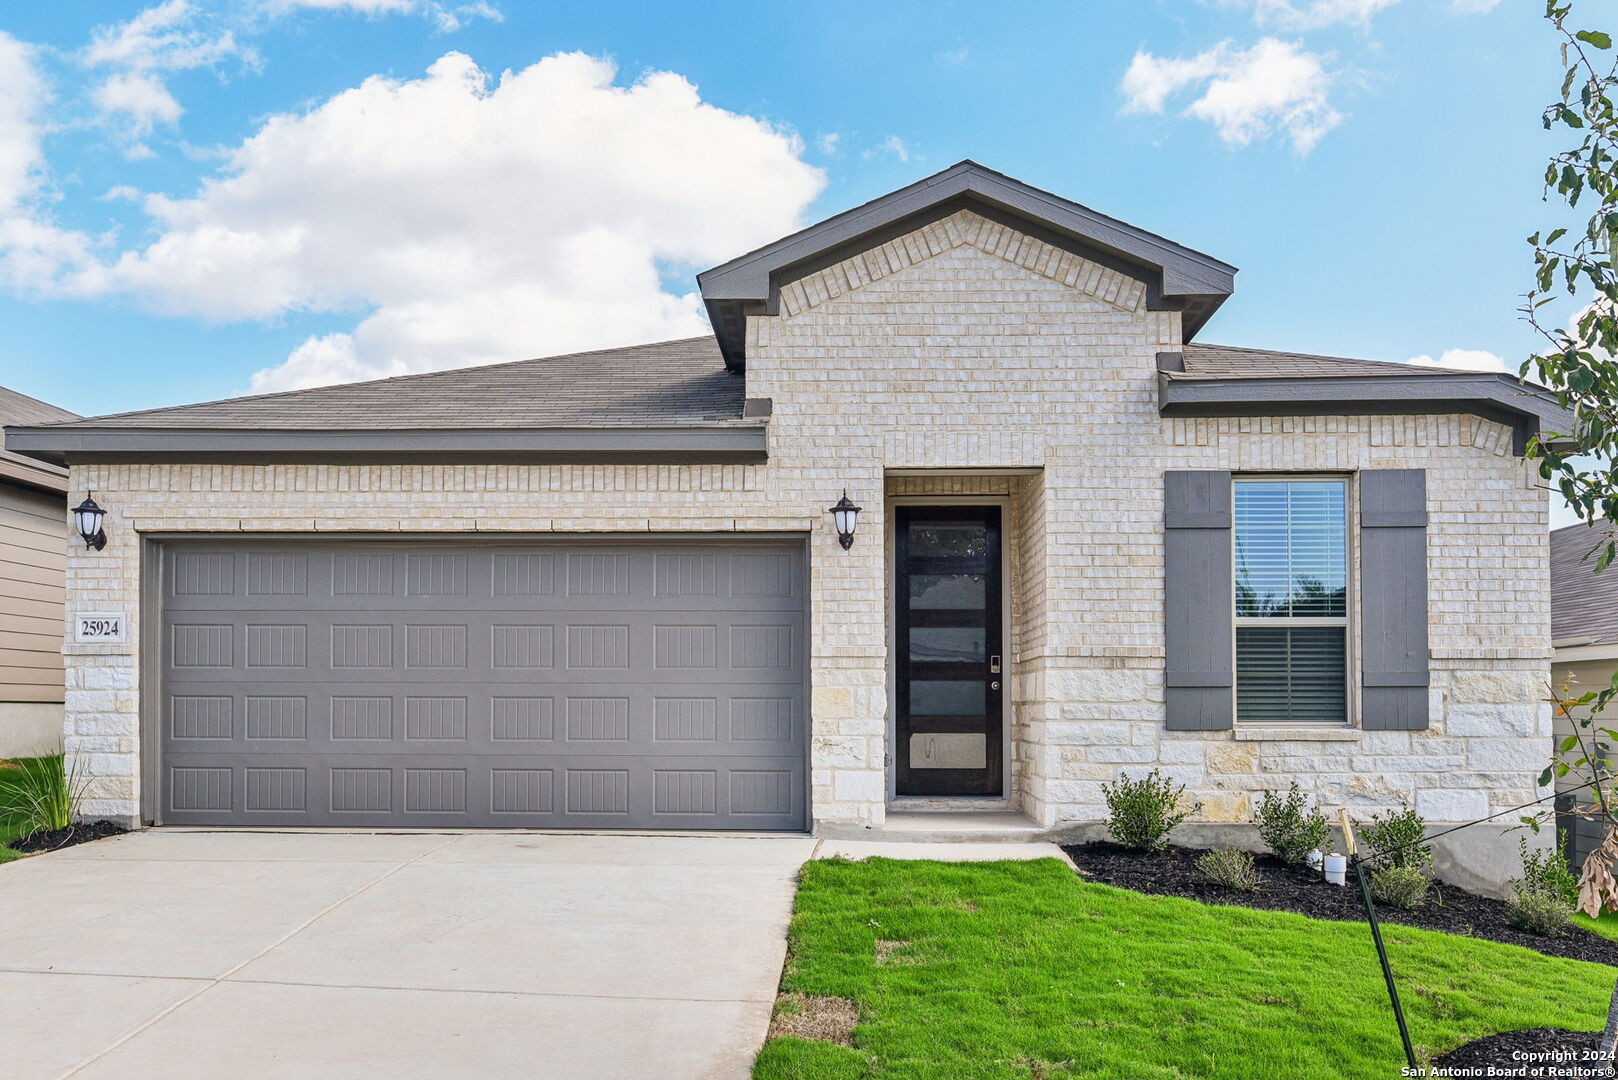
1577,29,1613,49
1563,734,1582,752
1541,766,1556,788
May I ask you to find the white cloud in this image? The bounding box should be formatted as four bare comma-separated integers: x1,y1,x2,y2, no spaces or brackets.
262,0,502,32
935,45,971,66
816,132,841,155
864,135,912,163
1450,0,1502,12
1233,0,1400,31
15,51,823,391
1407,347,1508,372
84,2,252,139
85,2,241,72
91,72,183,135
0,32,47,216
1121,38,1342,154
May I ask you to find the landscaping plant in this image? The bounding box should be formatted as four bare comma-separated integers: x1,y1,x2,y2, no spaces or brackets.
0,751,85,841
1369,865,1431,912
1100,769,1200,852
1254,782,1329,865
1195,847,1259,892
1507,836,1580,937
1360,805,1432,873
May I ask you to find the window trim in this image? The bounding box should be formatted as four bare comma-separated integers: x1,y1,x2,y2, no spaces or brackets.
1230,472,1357,728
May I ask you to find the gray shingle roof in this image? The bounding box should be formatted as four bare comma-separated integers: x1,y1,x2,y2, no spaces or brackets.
1552,521,1618,647
1178,343,1469,380
0,385,76,491
28,337,743,431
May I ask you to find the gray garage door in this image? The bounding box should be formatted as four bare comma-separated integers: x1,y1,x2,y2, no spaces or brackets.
157,540,807,830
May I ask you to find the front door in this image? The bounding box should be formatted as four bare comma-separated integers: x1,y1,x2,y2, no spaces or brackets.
894,506,1003,796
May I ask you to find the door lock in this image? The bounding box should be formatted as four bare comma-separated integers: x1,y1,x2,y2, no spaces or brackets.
989,654,1002,674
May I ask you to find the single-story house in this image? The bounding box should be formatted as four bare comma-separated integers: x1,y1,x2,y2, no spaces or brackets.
0,385,77,757
5,161,1569,892
1550,519,1618,870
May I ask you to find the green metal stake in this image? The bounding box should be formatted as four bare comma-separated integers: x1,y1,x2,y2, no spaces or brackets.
1353,853,1417,1072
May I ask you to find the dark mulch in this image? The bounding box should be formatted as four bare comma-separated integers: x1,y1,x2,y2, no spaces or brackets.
1063,841,1618,966
1434,1028,1610,1076
7,820,130,855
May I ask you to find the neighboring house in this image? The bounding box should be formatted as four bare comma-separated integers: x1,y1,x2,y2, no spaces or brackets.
1551,520,1618,871
5,161,1571,893
0,385,77,758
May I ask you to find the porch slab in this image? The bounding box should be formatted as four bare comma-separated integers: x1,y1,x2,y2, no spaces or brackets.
816,838,1075,864
820,810,1048,844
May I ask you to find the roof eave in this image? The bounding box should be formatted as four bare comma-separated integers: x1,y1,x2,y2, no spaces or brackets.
1158,372,1576,456
4,424,769,467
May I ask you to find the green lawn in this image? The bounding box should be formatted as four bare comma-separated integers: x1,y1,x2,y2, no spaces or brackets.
754,857,1615,1080
1577,909,1618,942
0,758,42,865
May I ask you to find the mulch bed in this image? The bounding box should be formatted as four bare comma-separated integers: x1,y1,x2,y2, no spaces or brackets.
1434,1028,1610,1076
1063,841,1618,966
7,820,130,855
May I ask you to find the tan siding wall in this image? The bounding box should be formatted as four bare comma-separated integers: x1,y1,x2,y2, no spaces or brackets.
0,483,65,704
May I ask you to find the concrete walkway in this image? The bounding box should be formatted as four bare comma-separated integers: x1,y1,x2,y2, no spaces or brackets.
1,830,816,1080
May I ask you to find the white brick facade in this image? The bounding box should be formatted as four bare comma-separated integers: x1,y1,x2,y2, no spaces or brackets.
59,209,1553,885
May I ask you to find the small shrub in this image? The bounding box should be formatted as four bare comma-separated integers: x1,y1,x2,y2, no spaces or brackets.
1195,847,1260,891
0,751,85,839
1360,805,1431,873
1517,835,1580,908
1506,886,1576,937
1506,836,1578,937
1101,770,1200,852
1369,865,1431,911
1254,783,1329,865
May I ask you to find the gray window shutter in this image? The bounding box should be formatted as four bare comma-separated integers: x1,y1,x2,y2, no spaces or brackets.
1359,469,1430,730
1164,470,1233,730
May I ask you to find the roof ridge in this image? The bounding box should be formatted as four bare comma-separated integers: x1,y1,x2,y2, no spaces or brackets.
42,335,721,427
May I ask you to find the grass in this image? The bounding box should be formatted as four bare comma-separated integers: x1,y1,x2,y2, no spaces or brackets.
0,759,31,865
1576,909,1618,942
754,857,1616,1080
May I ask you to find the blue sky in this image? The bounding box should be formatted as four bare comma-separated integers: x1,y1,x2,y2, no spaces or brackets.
0,1,1567,433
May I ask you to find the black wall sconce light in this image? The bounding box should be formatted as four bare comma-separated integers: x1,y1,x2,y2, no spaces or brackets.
72,495,107,551
828,491,861,550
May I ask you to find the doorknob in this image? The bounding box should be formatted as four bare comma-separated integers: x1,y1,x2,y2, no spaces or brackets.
990,680,1000,691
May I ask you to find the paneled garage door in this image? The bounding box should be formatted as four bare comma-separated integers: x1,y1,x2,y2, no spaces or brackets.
156,540,807,830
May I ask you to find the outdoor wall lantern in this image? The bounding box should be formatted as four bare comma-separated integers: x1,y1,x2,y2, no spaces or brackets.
828,491,861,550
72,495,107,551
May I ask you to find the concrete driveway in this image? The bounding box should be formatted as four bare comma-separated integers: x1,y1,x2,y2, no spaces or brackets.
1,830,816,1080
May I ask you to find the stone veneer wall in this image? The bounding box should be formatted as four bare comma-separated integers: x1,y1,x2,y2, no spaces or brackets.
60,208,1552,890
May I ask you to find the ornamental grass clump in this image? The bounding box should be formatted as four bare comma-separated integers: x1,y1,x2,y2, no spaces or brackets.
1195,847,1260,892
1254,782,1329,865
1506,837,1579,937
1101,770,1200,852
0,751,85,841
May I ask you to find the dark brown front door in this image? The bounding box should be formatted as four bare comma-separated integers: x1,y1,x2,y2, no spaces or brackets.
894,506,1003,796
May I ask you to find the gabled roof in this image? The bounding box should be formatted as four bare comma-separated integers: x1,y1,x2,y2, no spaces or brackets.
698,160,1237,372
1552,521,1618,652
6,338,767,466
0,385,76,493
1159,343,1575,455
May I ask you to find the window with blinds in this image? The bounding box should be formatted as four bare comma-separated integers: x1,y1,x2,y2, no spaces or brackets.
1233,479,1349,725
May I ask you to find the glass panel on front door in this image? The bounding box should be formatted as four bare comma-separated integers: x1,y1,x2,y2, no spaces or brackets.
895,506,1003,796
